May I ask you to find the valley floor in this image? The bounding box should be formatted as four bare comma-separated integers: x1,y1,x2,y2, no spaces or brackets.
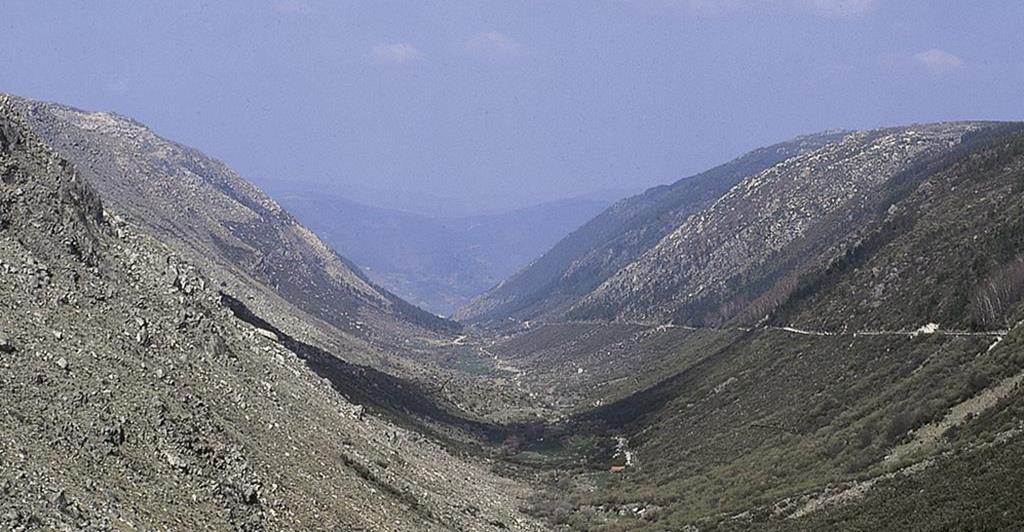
426,317,1024,530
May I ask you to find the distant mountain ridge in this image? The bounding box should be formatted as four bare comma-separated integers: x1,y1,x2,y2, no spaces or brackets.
271,190,613,315
288,182,637,218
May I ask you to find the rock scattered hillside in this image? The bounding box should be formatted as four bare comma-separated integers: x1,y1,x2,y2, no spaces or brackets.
777,126,1024,332
485,124,1024,531
0,95,543,531
13,96,453,355
569,123,1007,326
456,131,845,324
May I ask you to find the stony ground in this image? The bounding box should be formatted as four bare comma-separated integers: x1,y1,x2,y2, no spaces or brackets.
0,95,545,531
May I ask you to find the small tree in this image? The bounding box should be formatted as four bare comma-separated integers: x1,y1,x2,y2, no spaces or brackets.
971,258,1024,328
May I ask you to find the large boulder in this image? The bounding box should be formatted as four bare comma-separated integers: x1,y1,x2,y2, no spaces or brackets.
0,333,14,353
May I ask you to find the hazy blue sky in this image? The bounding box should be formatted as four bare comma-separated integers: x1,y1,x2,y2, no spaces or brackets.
2,1,1022,210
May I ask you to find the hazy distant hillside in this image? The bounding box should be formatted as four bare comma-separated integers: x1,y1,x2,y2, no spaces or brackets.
271,191,613,315
311,183,636,219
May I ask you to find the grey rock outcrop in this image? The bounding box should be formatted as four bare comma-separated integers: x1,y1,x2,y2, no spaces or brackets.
0,333,14,353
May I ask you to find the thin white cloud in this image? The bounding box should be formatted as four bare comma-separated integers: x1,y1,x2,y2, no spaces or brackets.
272,0,311,14
372,43,423,65
685,0,749,15
802,0,876,17
915,49,964,74
618,0,878,17
615,0,749,16
465,32,522,58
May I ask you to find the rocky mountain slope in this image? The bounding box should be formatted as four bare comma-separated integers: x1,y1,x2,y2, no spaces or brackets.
6,87,1024,531
487,123,1024,530
776,126,1024,332
12,96,453,356
455,131,846,323
271,190,610,316
5,96,556,424
0,95,543,530
568,122,1009,326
